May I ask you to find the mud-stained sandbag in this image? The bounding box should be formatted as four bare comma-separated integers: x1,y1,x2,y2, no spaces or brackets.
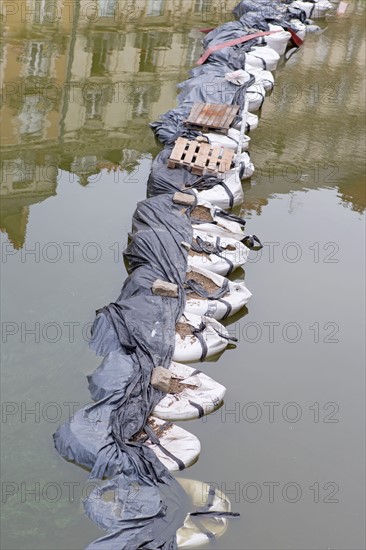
144,417,201,471
174,312,235,363
187,234,251,276
191,200,247,241
153,362,226,421
54,402,200,476
184,265,252,320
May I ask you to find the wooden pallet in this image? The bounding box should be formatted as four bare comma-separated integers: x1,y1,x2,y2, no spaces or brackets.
168,137,234,176
184,102,239,134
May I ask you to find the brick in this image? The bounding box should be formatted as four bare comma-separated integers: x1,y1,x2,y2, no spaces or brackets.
151,367,172,392
173,192,196,206
152,279,179,298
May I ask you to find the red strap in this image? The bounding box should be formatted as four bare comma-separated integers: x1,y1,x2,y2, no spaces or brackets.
288,28,304,48
196,30,282,66
199,28,215,34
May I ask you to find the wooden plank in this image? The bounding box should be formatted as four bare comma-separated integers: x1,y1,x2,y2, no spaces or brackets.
195,104,208,127
205,103,222,127
206,145,221,172
170,137,188,162
218,148,234,173
186,102,202,123
211,104,228,127
183,140,199,166
194,142,211,171
221,105,239,129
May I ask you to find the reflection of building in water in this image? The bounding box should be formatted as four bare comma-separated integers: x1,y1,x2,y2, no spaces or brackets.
0,0,365,248
0,0,236,247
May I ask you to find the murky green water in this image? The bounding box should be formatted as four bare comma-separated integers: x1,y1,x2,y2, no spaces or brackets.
1,1,365,549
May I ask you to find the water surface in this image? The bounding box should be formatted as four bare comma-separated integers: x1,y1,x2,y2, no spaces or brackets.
1,1,365,549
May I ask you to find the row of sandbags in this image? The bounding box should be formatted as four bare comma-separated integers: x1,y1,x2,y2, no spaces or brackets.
54,1,335,548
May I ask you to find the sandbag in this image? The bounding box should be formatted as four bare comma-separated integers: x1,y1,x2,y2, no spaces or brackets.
144,417,201,472
176,478,232,548
232,111,259,132
191,200,247,241
185,265,252,320
203,128,250,151
174,312,235,363
153,362,226,421
54,403,201,476
246,82,266,111
257,23,292,55
246,45,281,71
247,67,275,92
187,234,251,276
290,0,333,19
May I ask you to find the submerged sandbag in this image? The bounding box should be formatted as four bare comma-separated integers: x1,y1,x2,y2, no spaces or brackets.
176,478,233,548
83,475,191,549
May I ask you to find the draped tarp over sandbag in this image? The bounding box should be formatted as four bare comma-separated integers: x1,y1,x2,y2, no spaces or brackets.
151,73,254,145
54,193,198,548
147,146,248,207
90,194,193,357
232,0,305,26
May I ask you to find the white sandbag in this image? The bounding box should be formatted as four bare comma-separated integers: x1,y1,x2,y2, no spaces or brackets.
258,24,292,56
192,171,243,210
191,151,253,209
153,361,226,421
246,45,280,71
247,67,275,92
203,128,250,151
246,82,266,112
291,0,333,19
173,312,232,362
145,416,201,472
188,234,250,276
185,265,252,320
177,478,231,548
226,67,274,93
233,111,259,132
191,200,247,241
289,19,307,41
236,150,255,179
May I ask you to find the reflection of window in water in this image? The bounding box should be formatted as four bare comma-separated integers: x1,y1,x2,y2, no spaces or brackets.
194,0,210,13
11,159,35,190
185,35,202,66
18,96,43,135
146,0,164,17
136,32,172,72
25,42,51,77
85,90,102,120
98,0,117,18
36,0,59,23
91,36,109,76
132,86,149,117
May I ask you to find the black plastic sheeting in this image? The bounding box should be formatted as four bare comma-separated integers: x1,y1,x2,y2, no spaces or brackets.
150,0,308,147
52,1,309,547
